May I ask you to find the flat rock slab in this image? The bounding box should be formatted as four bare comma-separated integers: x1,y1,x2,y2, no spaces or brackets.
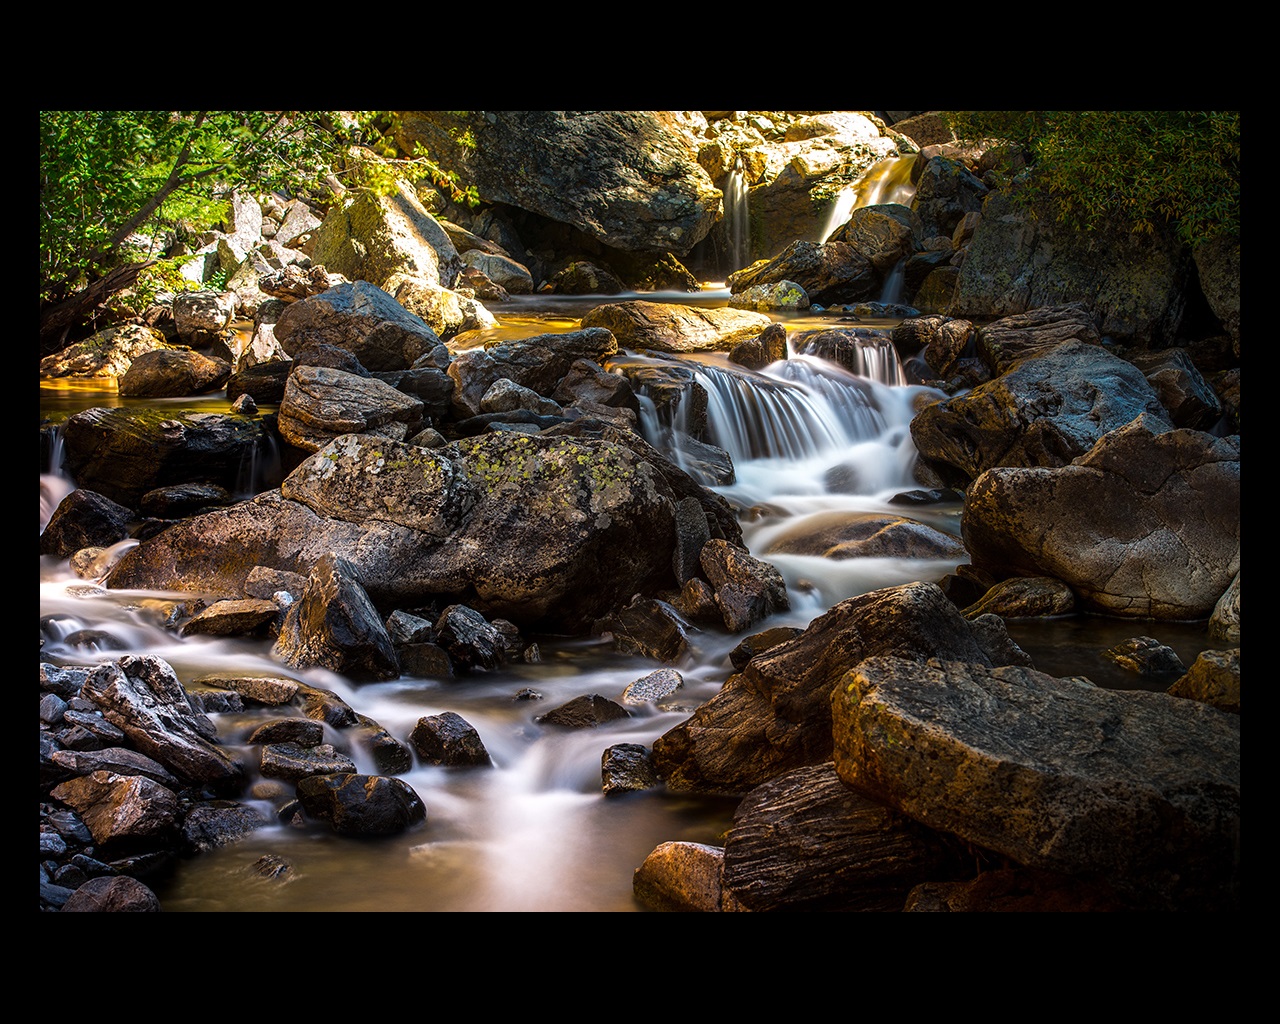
831,655,1240,910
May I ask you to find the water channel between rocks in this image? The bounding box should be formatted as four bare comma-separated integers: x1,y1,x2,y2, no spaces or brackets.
38,290,1226,912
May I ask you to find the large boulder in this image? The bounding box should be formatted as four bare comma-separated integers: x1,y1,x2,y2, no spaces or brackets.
58,407,267,508
106,431,687,635
277,364,425,453
951,184,1194,345
393,111,721,256
310,181,461,290
831,656,1240,911
651,581,1030,793
273,280,446,372
39,324,171,380
117,347,231,398
910,336,1171,485
727,240,876,307
580,300,772,353
962,415,1240,619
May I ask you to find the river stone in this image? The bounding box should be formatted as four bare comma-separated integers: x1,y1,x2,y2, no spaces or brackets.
602,743,661,796
39,323,171,380
831,655,1240,911
273,280,446,371
39,489,135,558
295,773,426,836
260,742,358,780
60,875,162,912
699,538,789,634
1101,636,1186,677
59,407,267,508
271,553,400,682
278,364,425,453
409,711,490,767
1209,572,1240,643
580,300,773,353
633,841,725,912
536,694,631,729
910,338,1171,484
118,347,231,398
762,511,966,562
622,669,684,705
960,576,1076,620
727,240,876,306
962,415,1240,619
79,655,246,788
50,770,181,845
1167,648,1240,714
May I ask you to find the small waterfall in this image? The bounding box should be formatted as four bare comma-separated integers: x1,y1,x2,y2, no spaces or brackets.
879,258,907,305
692,359,888,464
818,155,919,243
724,160,749,273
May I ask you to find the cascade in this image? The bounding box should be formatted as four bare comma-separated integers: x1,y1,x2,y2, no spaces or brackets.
724,160,749,273
818,155,919,243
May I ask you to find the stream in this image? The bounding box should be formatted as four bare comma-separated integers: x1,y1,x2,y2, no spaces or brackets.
39,291,1223,912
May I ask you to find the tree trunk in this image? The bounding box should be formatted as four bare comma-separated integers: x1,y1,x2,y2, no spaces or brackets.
38,262,152,356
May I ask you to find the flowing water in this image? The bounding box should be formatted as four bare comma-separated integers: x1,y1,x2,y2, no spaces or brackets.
40,289,1226,912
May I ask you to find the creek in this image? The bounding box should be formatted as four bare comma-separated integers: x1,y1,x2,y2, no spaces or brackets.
38,288,1223,913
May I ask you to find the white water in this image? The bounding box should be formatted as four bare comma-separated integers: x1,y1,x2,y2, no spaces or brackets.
818,155,919,243
725,161,749,273
39,312,967,912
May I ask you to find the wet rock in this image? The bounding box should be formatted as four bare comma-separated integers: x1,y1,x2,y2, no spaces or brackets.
763,511,966,562
39,489,136,559
1102,636,1186,677
603,596,693,663
963,416,1239,619
728,626,804,671
274,280,447,372
581,300,773,353
409,711,491,767
536,694,631,729
181,800,269,853
653,581,1026,794
727,240,876,307
961,576,1076,619
272,554,400,682
60,875,161,912
633,841,725,912
1209,572,1240,643
179,598,280,637
295,773,426,836
721,763,969,912
260,742,358,781
118,347,231,398
1168,648,1240,714
353,714,414,775
700,538,789,634
622,668,684,706
50,770,181,846
278,365,425,453
602,743,661,796
80,655,245,788
434,604,508,672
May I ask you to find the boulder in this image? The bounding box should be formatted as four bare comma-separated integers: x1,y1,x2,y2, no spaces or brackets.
727,240,876,306
277,364,425,453
118,347,231,398
39,323,171,380
962,416,1239,618
911,338,1171,484
295,773,426,836
273,280,446,372
58,407,267,508
651,581,1029,793
310,181,461,290
394,111,721,256
580,300,773,354
831,655,1240,911
951,184,1193,345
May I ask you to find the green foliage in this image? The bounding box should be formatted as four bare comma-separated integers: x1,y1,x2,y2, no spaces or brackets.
39,110,477,322
942,110,1240,248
